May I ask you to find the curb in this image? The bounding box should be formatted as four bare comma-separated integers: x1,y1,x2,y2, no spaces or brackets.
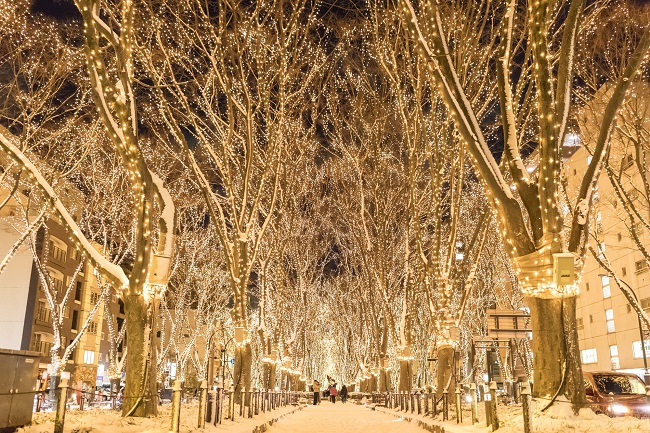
251,404,306,433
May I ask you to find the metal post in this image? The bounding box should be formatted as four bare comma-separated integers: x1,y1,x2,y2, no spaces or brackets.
444,390,450,421
54,378,69,433
489,381,499,431
455,385,462,423
521,382,532,433
198,380,208,429
470,383,479,424
170,380,183,433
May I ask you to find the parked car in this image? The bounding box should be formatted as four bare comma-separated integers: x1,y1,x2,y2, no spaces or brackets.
583,371,650,417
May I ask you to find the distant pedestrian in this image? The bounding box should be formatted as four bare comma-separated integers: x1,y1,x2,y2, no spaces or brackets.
329,385,338,403
340,384,348,403
312,380,321,405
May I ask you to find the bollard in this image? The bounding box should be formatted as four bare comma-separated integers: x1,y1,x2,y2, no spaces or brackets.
489,381,499,431
455,385,462,423
198,380,208,429
254,388,259,415
54,378,69,433
484,384,492,427
521,382,532,433
240,388,245,417
443,390,449,421
170,379,183,433
217,388,223,424
470,383,479,424
410,392,414,413
417,392,422,415
229,386,235,421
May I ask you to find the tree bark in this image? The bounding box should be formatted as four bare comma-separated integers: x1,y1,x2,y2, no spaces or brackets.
233,342,252,404
379,367,390,392
122,294,157,417
398,359,413,392
436,346,454,400
527,296,585,412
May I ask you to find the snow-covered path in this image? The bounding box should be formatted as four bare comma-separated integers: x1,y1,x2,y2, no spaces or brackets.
267,402,425,433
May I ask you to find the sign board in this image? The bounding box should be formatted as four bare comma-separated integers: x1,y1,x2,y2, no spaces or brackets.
553,253,576,286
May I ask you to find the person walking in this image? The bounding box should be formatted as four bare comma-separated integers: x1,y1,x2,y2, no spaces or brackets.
340,384,348,403
312,380,321,405
329,384,338,403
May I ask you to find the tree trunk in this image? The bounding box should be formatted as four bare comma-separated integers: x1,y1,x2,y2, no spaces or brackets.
233,342,252,404
398,359,413,392
262,362,276,390
369,374,378,392
436,346,454,399
379,368,390,392
122,294,157,417
527,296,586,413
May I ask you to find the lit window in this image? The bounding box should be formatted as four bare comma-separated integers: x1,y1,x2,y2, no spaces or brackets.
606,309,615,333
610,345,618,357
83,350,95,364
601,275,611,299
581,348,598,364
611,357,620,370
587,155,593,165
633,341,650,359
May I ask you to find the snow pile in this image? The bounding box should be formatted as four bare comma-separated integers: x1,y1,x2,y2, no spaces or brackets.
376,397,650,433
19,402,301,433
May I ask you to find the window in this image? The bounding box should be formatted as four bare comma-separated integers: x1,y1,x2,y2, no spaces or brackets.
589,314,593,323
610,345,618,356
606,309,615,333
586,282,590,292
587,155,593,165
87,321,97,335
71,310,79,330
601,275,611,299
75,281,82,302
83,350,94,364
577,318,584,329
597,243,606,258
636,260,649,273
611,357,620,370
581,348,598,364
642,297,650,310
90,292,100,305
36,300,51,323
622,267,627,277
633,340,650,359
48,237,67,263
618,233,623,242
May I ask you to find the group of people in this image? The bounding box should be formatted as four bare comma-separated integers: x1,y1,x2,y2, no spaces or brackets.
311,380,348,405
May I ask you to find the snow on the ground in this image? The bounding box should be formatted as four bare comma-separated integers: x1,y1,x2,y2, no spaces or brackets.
18,401,301,433
266,400,426,433
375,397,650,433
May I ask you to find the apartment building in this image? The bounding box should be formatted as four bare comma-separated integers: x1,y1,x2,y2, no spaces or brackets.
0,186,124,389
564,83,650,379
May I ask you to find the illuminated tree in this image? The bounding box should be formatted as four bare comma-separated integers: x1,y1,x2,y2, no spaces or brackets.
401,0,650,409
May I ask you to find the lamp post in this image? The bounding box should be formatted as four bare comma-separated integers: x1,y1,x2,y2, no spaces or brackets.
600,274,650,384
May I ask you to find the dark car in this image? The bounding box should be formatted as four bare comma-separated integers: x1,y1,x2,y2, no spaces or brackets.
583,371,650,417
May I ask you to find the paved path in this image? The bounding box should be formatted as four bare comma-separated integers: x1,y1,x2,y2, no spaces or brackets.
266,401,426,433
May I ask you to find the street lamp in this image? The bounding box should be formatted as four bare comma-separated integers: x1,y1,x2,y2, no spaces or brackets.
599,274,650,385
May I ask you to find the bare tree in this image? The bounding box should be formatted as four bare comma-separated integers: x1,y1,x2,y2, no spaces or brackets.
401,0,650,409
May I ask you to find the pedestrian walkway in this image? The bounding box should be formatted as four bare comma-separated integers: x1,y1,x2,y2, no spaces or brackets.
266,401,427,433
